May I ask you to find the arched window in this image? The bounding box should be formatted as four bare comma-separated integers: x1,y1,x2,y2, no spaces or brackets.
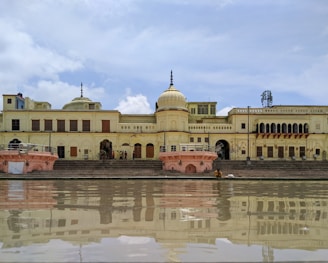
299,124,303,133
266,124,270,133
271,123,276,133
277,123,281,133
293,123,298,133
288,124,292,133
260,123,265,133
282,123,287,133
304,123,309,133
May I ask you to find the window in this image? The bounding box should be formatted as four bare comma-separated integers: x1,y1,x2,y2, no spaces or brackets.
190,108,196,114
82,120,90,132
58,219,66,227
315,149,320,155
7,98,12,104
271,123,276,133
45,120,53,131
160,146,166,152
300,146,305,158
89,103,95,110
57,120,65,132
289,147,295,157
197,137,201,143
70,120,78,131
190,137,194,143
197,104,208,114
210,105,216,115
267,146,273,158
282,123,287,133
278,146,284,158
71,219,78,225
12,119,20,131
277,124,281,133
260,123,265,133
32,120,40,131
102,120,110,133
171,145,176,152
70,147,77,157
205,137,209,143
256,147,262,157
241,123,246,129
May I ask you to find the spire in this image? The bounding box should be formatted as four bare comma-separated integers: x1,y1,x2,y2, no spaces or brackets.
80,82,83,98
170,70,174,86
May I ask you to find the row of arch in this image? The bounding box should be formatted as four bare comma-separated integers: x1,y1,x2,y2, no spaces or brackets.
257,123,309,134
100,139,231,160
100,139,155,159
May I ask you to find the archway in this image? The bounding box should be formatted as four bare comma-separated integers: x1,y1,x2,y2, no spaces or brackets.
134,143,142,159
215,140,230,160
99,139,113,159
185,164,196,173
146,143,154,158
9,138,21,149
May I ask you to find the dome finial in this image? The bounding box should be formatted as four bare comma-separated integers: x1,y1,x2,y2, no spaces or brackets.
170,70,173,86
80,82,83,98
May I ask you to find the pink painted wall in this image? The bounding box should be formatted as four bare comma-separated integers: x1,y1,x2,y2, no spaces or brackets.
0,150,58,174
159,151,217,173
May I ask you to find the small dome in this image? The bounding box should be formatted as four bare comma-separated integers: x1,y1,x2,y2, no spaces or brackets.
157,71,187,112
62,83,102,110
63,96,95,110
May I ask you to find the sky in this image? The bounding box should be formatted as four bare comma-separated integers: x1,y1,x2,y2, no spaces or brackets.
1,0,328,115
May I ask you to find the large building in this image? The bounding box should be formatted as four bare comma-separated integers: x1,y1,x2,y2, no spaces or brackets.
1,73,328,161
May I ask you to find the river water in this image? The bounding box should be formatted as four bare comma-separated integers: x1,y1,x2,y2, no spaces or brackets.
0,179,327,262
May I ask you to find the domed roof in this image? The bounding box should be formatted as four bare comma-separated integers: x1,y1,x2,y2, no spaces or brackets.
157,71,187,112
62,83,101,110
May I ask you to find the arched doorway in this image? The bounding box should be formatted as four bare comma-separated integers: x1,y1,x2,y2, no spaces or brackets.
99,139,113,159
146,143,154,158
185,164,196,173
134,143,142,159
215,140,230,160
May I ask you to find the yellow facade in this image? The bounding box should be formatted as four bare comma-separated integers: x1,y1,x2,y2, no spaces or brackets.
1,78,328,161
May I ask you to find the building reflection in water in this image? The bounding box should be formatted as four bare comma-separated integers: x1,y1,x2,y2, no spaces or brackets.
0,179,328,262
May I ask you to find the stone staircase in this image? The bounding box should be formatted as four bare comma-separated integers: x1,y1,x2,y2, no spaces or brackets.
54,159,163,170
49,159,164,177
214,159,328,170
213,160,328,178
9,159,328,179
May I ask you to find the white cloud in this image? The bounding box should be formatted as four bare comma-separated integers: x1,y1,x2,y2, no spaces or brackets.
1,0,328,112
115,94,153,114
217,106,234,116
23,80,106,109
0,20,82,87
118,235,153,245
267,54,328,104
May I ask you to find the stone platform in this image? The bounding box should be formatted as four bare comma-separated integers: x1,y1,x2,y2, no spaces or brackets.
1,159,328,180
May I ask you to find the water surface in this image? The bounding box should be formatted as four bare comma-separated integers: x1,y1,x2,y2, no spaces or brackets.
0,179,327,262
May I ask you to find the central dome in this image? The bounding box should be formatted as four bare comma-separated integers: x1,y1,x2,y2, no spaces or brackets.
62,83,102,110
157,71,187,112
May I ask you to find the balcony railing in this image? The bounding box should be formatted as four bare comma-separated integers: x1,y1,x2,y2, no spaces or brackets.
0,143,56,154
159,144,216,152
